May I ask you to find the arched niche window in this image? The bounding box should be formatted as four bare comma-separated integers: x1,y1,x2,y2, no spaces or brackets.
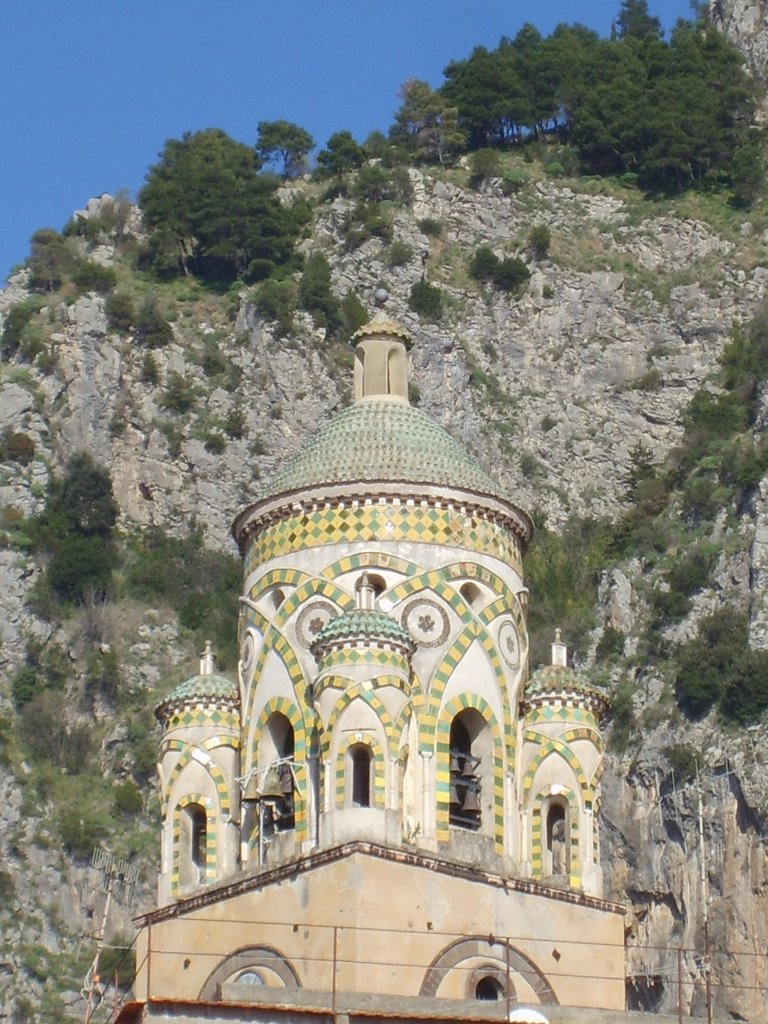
475,977,503,1001
459,581,483,611
269,588,285,612
466,964,510,1003
545,800,568,878
356,572,386,608
449,710,491,831
179,803,207,887
259,713,295,832
349,744,373,808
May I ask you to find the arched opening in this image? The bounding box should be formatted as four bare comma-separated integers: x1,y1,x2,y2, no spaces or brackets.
269,588,285,612
179,803,208,887
475,977,503,1001
449,710,491,831
356,573,386,600
459,581,483,610
260,713,296,833
350,744,373,808
545,801,568,878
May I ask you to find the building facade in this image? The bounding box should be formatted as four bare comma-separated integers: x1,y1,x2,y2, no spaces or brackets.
129,311,625,1022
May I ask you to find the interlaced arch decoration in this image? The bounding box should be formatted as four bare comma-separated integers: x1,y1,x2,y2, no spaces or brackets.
162,743,234,820
435,693,504,850
386,570,517,761
419,936,559,1004
320,551,423,584
241,575,353,724
321,679,401,760
561,725,605,754
522,731,591,799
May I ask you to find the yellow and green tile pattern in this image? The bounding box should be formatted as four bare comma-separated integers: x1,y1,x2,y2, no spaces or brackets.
245,503,522,574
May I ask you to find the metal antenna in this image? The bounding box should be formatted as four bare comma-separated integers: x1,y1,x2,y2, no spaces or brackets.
82,848,139,1024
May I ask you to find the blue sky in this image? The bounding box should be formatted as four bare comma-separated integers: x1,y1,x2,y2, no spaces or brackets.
1,0,692,284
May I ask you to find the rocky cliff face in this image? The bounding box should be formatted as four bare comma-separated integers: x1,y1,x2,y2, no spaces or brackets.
2,167,768,1022
711,0,768,99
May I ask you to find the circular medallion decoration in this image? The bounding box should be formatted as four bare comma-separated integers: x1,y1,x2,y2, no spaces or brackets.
296,600,338,647
400,598,450,648
239,631,256,680
498,620,520,668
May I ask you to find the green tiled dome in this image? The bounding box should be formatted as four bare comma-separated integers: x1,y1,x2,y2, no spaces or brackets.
258,400,510,505
524,664,607,715
158,673,239,709
526,664,592,694
312,609,414,648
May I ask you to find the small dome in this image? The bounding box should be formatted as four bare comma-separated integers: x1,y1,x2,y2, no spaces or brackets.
311,609,414,652
523,663,607,716
155,643,239,722
159,672,238,706
526,663,590,693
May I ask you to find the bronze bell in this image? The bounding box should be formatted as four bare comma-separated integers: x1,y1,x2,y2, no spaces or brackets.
260,767,284,799
462,789,481,812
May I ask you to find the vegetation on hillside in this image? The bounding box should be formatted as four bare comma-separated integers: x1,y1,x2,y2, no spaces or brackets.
525,302,768,745
1,3,768,1016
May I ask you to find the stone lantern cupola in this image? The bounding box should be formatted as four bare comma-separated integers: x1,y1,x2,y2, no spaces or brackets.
351,309,413,404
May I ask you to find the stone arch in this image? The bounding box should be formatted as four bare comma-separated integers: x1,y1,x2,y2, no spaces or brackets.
322,680,399,759
276,576,351,625
242,627,310,743
421,618,510,752
435,694,504,849
172,792,216,894
561,725,605,754
320,551,423,584
254,697,306,764
401,579,513,759
419,937,558,1005
198,944,301,999
522,732,591,799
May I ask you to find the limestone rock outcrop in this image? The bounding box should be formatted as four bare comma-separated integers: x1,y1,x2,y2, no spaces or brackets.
2,166,768,1021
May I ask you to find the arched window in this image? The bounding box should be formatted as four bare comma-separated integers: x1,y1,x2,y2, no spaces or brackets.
449,709,492,831
350,745,373,808
236,970,265,986
545,801,568,877
475,977,503,1001
459,581,483,610
261,713,295,832
449,716,480,830
179,803,208,887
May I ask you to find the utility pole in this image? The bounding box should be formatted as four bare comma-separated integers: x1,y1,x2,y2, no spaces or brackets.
696,767,712,1024
82,848,138,1024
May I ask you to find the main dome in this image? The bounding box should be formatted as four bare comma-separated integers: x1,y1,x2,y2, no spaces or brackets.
232,310,533,551
257,399,510,505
